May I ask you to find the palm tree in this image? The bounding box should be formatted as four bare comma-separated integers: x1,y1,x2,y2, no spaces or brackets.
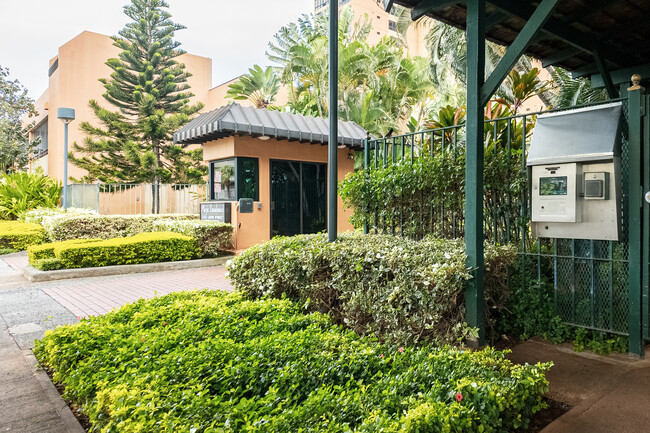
226,65,280,109
547,67,608,108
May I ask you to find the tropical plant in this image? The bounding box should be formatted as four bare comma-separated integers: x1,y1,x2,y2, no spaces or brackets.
69,0,206,212
226,65,280,108
548,66,609,108
0,66,39,173
0,170,61,220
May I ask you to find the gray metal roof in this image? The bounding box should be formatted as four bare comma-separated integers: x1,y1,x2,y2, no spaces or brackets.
527,102,623,166
173,103,367,149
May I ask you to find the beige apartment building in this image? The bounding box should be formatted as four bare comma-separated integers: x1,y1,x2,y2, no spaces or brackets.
28,31,238,182
315,0,432,57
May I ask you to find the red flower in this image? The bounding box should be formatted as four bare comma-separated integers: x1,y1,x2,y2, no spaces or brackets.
163,321,167,325
398,347,404,353
455,392,463,402
380,354,384,359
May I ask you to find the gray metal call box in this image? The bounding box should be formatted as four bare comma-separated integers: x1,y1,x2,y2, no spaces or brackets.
238,198,254,213
527,102,622,241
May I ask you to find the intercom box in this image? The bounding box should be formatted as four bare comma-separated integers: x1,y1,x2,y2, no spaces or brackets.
530,160,620,241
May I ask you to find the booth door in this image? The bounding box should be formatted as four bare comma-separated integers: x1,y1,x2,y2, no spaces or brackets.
271,160,326,237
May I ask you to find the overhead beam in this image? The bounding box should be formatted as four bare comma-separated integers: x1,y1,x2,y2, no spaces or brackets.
411,0,459,21
593,44,617,99
487,0,629,69
591,63,650,88
480,0,560,106
542,46,582,68
383,0,394,12
485,11,509,30
562,0,615,24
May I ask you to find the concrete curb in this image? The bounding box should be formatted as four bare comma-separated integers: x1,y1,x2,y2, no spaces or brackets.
23,349,86,433
23,256,232,283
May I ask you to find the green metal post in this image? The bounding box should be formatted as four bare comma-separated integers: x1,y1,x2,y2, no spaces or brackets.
465,0,486,345
627,80,645,356
327,0,338,243
364,137,370,235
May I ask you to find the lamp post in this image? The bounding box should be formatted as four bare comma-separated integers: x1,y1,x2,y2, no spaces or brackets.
57,108,75,209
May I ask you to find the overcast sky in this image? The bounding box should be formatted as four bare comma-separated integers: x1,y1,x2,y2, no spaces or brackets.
0,0,314,100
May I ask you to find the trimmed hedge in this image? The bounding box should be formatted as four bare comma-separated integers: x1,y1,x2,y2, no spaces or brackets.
227,233,517,345
28,232,198,269
28,238,102,263
35,291,551,433
0,221,47,251
153,219,233,257
41,213,199,242
21,207,97,225
33,258,64,271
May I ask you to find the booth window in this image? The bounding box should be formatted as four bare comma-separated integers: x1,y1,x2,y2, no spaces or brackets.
209,157,259,201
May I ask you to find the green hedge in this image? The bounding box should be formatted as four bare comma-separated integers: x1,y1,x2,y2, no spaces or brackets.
227,233,517,345
153,219,233,257
0,221,47,251
28,232,198,269
41,213,199,242
35,291,551,433
32,257,64,271
28,238,102,263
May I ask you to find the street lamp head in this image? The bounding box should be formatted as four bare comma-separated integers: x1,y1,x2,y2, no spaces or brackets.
57,107,75,124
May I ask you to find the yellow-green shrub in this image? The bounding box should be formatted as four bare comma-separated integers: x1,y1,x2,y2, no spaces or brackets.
0,221,47,250
56,232,199,269
34,291,551,433
28,238,103,264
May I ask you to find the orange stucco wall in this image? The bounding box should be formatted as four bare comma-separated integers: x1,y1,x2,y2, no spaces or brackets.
203,135,355,250
30,31,212,182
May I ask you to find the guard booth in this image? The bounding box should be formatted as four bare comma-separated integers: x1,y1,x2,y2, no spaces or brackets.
173,103,366,250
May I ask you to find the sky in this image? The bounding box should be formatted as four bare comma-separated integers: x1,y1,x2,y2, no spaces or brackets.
0,0,314,100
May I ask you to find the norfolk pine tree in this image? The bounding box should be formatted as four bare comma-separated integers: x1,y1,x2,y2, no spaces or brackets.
70,0,205,212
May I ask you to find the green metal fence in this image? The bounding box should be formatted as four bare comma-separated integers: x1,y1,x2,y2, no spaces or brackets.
361,98,631,336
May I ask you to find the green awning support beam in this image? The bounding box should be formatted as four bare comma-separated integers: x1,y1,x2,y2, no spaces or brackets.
465,0,486,345
593,44,618,99
328,0,338,243
411,0,459,20
479,0,560,106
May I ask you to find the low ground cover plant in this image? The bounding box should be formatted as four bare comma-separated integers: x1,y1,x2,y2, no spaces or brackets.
0,170,61,220
0,220,47,251
35,291,551,433
21,207,97,225
40,213,199,242
227,233,516,345
153,219,233,256
27,232,198,269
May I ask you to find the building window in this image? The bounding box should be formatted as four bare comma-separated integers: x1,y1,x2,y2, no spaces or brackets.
32,120,48,159
209,157,259,201
388,20,397,31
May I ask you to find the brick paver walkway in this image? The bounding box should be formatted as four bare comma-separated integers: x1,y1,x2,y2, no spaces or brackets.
3,252,28,271
42,267,233,318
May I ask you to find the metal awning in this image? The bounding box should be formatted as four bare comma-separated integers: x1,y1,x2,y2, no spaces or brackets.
173,103,367,149
527,102,623,166
385,0,650,78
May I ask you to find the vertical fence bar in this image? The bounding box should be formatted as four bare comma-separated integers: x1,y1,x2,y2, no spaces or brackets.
364,138,370,234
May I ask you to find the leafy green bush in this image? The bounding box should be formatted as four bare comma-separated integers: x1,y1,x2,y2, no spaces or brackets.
153,219,233,257
55,232,198,269
0,170,61,220
0,247,17,255
32,257,64,271
41,213,199,242
339,146,526,241
21,207,97,225
0,220,47,250
28,238,103,264
35,291,551,433
227,233,517,345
